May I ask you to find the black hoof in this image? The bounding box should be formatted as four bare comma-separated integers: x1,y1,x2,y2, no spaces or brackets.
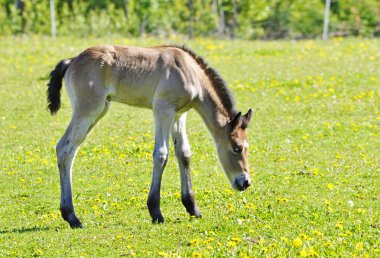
148,205,164,224
69,222,83,229
186,205,202,218
69,218,83,229
152,214,164,224
190,208,202,219
194,212,202,218
61,208,83,229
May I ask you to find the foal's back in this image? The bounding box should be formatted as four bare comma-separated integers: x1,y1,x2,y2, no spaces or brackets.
65,45,204,110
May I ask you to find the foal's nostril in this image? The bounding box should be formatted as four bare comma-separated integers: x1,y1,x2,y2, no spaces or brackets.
243,180,250,189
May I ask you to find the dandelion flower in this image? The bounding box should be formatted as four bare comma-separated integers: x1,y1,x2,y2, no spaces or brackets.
356,242,364,251
231,237,242,242
293,238,303,247
227,241,237,247
312,230,323,237
335,222,343,230
189,239,200,246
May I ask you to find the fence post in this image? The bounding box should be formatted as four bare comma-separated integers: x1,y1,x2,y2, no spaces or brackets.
322,0,331,40
50,0,56,39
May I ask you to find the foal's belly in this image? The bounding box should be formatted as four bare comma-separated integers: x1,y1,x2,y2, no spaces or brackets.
109,82,155,109
106,67,161,108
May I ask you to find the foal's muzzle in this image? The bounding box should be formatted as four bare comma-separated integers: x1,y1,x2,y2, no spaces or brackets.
233,173,251,191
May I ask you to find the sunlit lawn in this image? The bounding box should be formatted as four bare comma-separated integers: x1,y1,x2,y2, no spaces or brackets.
0,35,379,257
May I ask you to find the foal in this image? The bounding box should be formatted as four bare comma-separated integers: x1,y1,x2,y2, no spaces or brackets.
47,45,252,228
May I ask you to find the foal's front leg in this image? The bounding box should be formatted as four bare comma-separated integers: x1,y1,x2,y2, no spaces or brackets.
147,102,176,223
171,113,201,218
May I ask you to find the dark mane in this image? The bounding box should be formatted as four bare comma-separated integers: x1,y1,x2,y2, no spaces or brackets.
171,45,237,116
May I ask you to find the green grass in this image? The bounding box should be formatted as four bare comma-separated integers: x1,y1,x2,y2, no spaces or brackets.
0,36,379,257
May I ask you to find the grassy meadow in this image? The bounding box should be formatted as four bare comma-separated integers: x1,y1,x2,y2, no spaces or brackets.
0,36,379,257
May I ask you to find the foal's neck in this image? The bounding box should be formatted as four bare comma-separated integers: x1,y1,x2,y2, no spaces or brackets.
194,91,235,138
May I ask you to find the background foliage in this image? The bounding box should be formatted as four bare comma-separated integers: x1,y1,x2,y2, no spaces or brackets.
1,0,380,39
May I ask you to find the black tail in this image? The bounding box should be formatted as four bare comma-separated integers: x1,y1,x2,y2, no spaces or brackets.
47,58,73,115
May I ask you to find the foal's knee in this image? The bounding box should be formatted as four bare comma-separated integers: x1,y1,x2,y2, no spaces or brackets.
153,147,168,166
174,144,191,167
56,139,70,167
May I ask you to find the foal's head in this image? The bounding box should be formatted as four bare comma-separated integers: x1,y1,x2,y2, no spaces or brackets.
218,109,252,191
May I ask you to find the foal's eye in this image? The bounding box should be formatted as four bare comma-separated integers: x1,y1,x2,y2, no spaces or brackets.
232,146,243,154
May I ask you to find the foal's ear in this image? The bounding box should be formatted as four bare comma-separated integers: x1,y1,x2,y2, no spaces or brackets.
242,108,252,129
229,112,241,131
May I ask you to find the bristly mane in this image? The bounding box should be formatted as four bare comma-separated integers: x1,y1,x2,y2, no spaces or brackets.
171,45,237,117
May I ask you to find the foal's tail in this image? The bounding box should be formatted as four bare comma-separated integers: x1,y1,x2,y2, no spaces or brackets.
47,58,73,115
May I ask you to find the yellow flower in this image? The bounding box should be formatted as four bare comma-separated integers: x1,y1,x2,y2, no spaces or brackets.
231,237,242,242
293,238,303,247
189,239,200,246
313,230,323,237
327,183,334,190
276,197,289,203
158,251,168,257
227,241,237,247
204,238,214,243
356,242,364,251
206,44,216,50
356,208,366,214
335,222,343,230
226,203,234,211
300,234,313,241
309,248,319,257
192,252,202,258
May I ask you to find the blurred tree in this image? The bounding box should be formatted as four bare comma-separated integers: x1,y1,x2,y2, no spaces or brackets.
135,0,151,36
0,0,379,38
262,0,293,39
4,0,12,17
122,0,128,21
16,0,26,33
188,0,194,39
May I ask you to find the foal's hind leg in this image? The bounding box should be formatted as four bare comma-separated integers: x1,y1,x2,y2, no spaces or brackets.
171,113,201,218
56,98,109,228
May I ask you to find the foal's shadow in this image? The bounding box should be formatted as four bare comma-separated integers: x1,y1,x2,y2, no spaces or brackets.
0,226,50,234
